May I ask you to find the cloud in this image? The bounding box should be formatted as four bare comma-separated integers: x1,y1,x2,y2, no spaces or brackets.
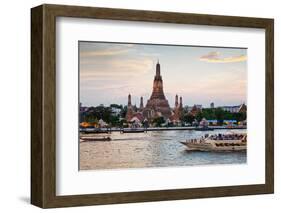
199,51,247,63
80,43,136,57
80,58,154,79
80,48,129,57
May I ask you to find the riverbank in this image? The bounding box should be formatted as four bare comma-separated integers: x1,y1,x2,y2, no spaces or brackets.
80,126,246,133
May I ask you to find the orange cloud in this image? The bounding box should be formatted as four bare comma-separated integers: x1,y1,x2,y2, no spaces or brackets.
200,51,247,63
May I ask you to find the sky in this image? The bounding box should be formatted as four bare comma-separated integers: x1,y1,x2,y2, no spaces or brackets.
79,41,247,108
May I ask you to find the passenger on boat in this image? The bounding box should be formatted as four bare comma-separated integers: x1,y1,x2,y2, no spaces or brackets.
211,134,244,141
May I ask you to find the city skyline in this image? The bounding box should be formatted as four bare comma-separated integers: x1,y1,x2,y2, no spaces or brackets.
80,41,247,108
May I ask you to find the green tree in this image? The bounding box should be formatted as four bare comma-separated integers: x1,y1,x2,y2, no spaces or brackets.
110,104,122,109
182,113,195,124
152,116,165,127
233,112,246,122
120,106,127,118
195,111,203,122
201,108,216,120
109,115,120,126
85,106,112,123
85,115,98,123
214,108,224,125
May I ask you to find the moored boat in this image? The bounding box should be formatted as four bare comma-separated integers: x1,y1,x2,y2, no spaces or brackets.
80,136,111,142
121,128,146,133
80,128,110,134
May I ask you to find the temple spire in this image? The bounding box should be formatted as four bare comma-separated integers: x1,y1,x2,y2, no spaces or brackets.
179,96,183,108
175,94,179,108
126,94,134,121
156,60,161,76
144,61,171,119
150,60,165,100
128,94,131,106
140,96,144,109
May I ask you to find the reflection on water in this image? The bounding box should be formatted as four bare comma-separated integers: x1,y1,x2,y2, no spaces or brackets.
79,129,247,170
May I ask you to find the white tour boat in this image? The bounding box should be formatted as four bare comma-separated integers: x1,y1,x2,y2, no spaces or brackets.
180,133,247,152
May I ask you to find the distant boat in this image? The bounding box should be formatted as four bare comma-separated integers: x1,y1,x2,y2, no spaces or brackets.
80,136,111,142
121,128,145,133
80,128,110,134
194,127,214,131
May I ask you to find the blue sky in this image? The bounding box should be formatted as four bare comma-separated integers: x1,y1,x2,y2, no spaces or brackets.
79,41,247,108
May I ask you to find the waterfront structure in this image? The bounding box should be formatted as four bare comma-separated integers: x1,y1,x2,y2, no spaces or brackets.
129,113,144,126
184,105,193,112
171,95,184,122
238,103,247,113
220,103,247,113
207,119,218,125
125,94,145,123
79,102,89,113
79,102,89,122
126,94,134,121
190,104,202,116
125,61,187,123
180,97,183,109
139,96,144,111
194,104,203,110
142,61,172,120
111,106,122,116
220,105,240,113
175,94,179,108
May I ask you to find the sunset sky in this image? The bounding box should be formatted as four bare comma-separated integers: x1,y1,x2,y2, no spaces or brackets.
79,41,247,108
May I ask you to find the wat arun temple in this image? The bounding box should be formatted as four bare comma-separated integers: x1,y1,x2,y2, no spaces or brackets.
126,61,183,123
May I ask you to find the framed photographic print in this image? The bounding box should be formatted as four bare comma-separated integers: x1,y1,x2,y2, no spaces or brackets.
31,4,274,208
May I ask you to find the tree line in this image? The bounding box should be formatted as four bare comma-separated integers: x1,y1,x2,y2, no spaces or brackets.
182,108,246,125
81,105,246,127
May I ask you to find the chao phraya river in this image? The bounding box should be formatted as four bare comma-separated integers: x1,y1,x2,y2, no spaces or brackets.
79,129,246,170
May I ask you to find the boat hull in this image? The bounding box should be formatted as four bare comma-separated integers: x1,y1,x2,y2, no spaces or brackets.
121,129,145,133
181,141,246,152
80,137,111,142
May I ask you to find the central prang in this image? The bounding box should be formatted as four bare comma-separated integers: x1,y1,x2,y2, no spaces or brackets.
143,61,172,120
126,61,183,123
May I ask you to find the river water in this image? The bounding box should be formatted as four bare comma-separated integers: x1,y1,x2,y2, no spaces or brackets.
79,129,247,170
